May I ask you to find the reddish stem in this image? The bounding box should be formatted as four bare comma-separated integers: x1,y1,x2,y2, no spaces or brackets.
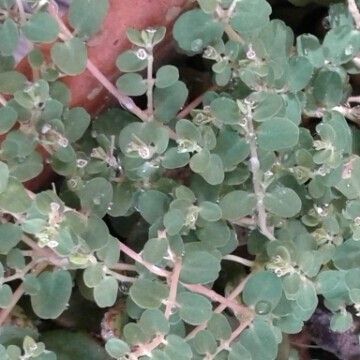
164,259,182,319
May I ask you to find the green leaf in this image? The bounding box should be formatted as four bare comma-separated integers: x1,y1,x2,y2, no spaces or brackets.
296,34,324,68
119,121,169,156
253,93,285,122
0,106,17,134
0,54,14,73
198,201,222,222
228,342,252,360
51,38,87,75
142,237,169,264
336,157,360,199
334,239,360,270
173,9,224,53
62,107,91,142
94,277,118,308
31,270,72,319
295,281,318,312
252,20,293,80
82,215,110,251
207,313,232,341
8,151,43,182
22,13,59,43
0,19,19,55
123,323,148,346
0,285,12,308
105,338,130,359
34,191,63,215
139,309,170,337
178,292,212,325
0,325,38,348
116,50,147,73
0,71,27,94
83,264,104,288
68,0,109,38
79,177,113,217
190,149,210,173
108,182,135,217
219,191,256,221
130,279,169,309
164,209,185,235
192,330,217,355
330,311,353,332
154,81,188,122
243,271,282,313
162,148,190,169
23,274,41,295
180,250,221,284
264,186,302,218
96,236,120,267
7,248,25,270
239,319,279,360
323,26,360,65
0,161,9,193
116,73,147,96
42,331,108,360
214,129,250,170
155,65,179,89
196,221,231,248
1,130,36,159
287,56,314,92
137,190,169,224
316,270,347,299
197,0,218,13
257,118,299,151
210,97,239,125
126,28,145,47
176,119,201,143
230,0,272,36
0,223,22,254
21,218,46,235
163,335,193,360
200,154,224,185
313,69,343,108
0,179,31,213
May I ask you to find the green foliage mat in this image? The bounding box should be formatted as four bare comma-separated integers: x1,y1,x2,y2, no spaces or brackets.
1,0,360,359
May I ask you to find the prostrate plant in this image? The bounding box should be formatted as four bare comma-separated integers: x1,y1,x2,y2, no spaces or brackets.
1,0,360,359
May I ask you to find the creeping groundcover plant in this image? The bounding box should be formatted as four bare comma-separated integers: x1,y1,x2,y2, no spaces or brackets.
2,0,360,358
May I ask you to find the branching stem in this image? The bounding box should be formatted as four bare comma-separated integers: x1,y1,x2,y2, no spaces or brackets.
348,0,360,29
129,335,165,359
164,259,181,319
118,241,250,317
222,254,254,267
183,283,249,315
0,262,48,326
118,241,170,278
209,316,254,359
48,2,148,121
246,113,275,241
177,86,217,119
348,95,360,103
15,0,26,24
227,0,239,18
2,259,37,283
146,48,155,120
105,269,137,283
186,275,252,340
21,235,68,267
109,263,138,272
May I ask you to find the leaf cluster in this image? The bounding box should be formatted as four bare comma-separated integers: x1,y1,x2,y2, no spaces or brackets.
1,0,360,359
